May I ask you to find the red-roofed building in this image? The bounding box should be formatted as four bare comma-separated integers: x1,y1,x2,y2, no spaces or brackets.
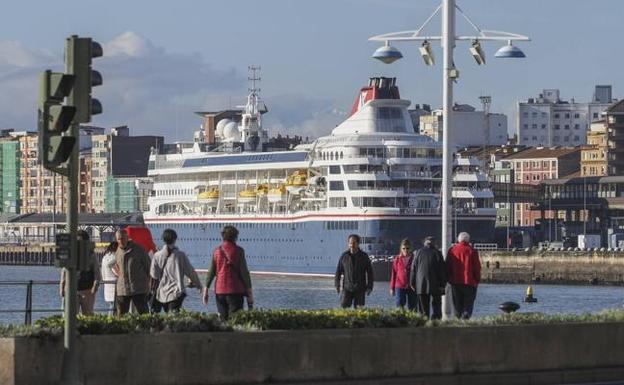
501,147,581,226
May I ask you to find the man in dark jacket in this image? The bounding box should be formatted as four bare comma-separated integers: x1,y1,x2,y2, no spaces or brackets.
410,236,447,319
334,234,374,308
446,232,481,319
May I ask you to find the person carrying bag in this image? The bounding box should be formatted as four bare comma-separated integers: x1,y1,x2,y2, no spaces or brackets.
150,229,203,313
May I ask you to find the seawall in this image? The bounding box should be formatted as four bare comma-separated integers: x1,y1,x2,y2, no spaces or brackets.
481,250,624,285
372,250,624,285
2,323,624,385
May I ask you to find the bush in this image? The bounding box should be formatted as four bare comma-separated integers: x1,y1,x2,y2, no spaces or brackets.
229,308,428,330
33,311,230,336
3,308,624,337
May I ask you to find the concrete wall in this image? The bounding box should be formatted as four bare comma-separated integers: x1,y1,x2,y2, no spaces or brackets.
481,250,624,285
3,322,624,385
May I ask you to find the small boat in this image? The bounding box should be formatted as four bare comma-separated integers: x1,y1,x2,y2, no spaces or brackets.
286,170,308,194
256,184,269,197
285,170,308,187
198,188,219,204
239,188,257,203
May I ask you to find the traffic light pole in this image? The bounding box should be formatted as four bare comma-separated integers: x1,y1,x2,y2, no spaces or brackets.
61,36,81,385
40,35,102,384
60,121,80,385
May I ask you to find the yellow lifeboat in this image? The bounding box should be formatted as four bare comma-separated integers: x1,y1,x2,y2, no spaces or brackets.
198,188,219,204
256,184,269,196
268,184,287,203
238,188,257,203
285,170,308,187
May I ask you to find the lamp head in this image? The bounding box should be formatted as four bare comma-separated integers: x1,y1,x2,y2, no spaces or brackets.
495,40,526,58
470,40,486,65
372,42,403,64
419,40,435,66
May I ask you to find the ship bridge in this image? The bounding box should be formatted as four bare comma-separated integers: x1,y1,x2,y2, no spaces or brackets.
331,77,414,136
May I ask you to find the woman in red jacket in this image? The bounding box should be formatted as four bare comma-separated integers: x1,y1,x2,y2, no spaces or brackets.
389,238,417,310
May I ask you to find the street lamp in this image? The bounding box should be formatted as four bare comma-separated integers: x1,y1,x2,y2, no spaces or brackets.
369,0,529,318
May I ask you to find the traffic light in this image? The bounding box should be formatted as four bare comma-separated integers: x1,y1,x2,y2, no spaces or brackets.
38,70,76,175
66,35,103,123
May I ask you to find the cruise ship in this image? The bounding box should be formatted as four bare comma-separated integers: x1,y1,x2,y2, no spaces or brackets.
144,76,495,273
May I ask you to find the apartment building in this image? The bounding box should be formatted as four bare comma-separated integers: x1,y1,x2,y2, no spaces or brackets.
517,85,614,147
581,120,608,177
18,134,66,214
0,134,21,214
91,127,163,213
419,103,508,147
501,147,581,227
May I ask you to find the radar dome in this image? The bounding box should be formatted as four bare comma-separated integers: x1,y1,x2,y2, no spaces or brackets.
223,121,241,141
215,119,231,138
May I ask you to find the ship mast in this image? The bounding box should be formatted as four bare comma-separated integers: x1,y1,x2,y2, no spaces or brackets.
240,65,267,151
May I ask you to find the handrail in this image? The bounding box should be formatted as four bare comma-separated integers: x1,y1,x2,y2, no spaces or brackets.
0,279,117,325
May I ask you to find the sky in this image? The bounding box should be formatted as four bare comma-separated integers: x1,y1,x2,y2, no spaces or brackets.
0,0,622,142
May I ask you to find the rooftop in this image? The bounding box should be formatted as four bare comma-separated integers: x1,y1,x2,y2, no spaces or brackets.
502,147,580,160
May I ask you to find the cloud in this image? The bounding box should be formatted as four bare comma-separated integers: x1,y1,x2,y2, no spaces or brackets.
263,94,347,139
0,32,344,142
0,32,244,139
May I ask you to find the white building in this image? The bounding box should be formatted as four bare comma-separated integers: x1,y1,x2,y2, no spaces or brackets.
516,85,614,147
419,103,508,147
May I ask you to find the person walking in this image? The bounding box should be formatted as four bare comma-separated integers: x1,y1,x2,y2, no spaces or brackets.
150,229,203,313
334,234,374,308
100,241,118,315
59,230,100,315
446,232,481,319
114,229,151,316
389,238,417,310
202,226,253,320
410,236,447,319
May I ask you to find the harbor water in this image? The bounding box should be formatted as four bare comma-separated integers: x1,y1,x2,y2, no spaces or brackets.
1,265,623,325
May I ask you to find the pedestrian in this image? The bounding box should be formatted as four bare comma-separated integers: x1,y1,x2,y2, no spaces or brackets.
100,241,118,315
59,230,100,315
202,226,253,320
334,234,374,308
389,238,417,311
150,229,203,313
410,236,447,319
446,232,481,319
114,229,151,316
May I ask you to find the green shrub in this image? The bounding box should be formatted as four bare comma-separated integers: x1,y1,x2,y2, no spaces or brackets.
2,308,624,337
229,308,428,330
0,323,61,338
33,311,231,336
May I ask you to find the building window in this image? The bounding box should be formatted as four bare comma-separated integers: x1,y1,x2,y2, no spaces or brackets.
564,136,569,142
574,124,580,129
554,113,560,119
523,124,528,129
574,113,580,119
541,112,547,118
564,124,570,130
523,112,529,118
565,113,570,119
593,112,599,119
532,124,537,129
532,112,538,118
541,124,546,129
554,124,560,130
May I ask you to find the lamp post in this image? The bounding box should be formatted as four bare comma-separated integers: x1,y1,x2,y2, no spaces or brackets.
369,0,529,318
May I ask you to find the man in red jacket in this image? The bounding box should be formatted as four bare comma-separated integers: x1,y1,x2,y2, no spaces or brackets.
446,232,481,319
